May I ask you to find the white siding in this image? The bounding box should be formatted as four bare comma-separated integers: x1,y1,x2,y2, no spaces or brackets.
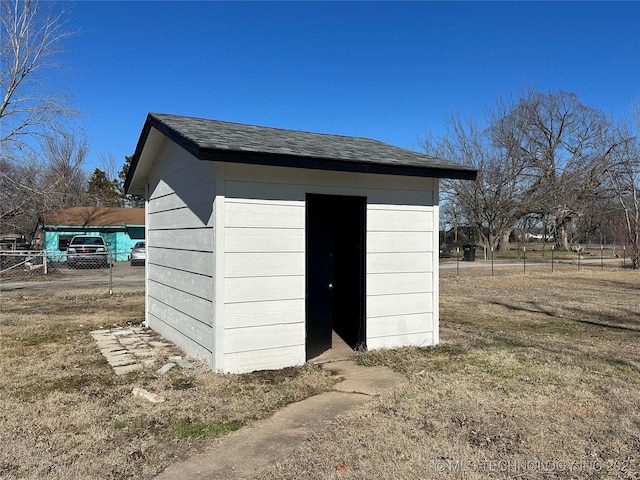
367,331,435,350
219,163,438,372
366,196,437,348
222,171,306,372
224,345,306,373
144,150,440,373
225,299,305,328
145,140,216,366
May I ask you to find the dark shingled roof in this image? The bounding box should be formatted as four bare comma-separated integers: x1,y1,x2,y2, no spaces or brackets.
125,113,476,192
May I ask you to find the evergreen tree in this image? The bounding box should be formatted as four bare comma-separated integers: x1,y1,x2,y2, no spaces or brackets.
87,168,123,207
119,155,145,207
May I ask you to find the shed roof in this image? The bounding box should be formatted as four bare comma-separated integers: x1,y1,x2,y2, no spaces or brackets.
39,207,144,227
125,113,477,194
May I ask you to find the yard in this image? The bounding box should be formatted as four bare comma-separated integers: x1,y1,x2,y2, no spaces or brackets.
0,287,336,479
261,269,640,479
1,269,639,479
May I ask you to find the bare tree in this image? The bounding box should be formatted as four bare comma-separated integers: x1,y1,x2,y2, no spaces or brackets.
0,155,43,233
425,89,624,253
0,0,76,154
99,152,120,183
0,0,79,236
40,132,89,206
423,111,534,251
496,89,613,250
605,108,640,268
1,133,89,235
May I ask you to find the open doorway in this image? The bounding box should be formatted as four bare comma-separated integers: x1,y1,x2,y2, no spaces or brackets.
305,193,366,360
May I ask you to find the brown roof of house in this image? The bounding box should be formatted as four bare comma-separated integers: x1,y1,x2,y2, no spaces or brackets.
39,207,144,227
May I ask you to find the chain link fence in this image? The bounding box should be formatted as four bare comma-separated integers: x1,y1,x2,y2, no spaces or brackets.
440,243,635,278
2,244,635,292
0,251,144,293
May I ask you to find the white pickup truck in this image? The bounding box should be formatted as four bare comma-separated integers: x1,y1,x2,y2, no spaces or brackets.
66,235,109,268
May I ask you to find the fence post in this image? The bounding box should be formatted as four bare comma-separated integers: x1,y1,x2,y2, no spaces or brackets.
43,250,48,275
551,245,554,273
578,248,581,271
491,246,494,276
601,245,604,270
456,246,460,277
109,252,113,296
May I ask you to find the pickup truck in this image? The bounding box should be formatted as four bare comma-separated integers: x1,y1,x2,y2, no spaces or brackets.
66,235,109,268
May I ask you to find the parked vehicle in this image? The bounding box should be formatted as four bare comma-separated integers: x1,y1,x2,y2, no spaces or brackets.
130,241,146,266
439,246,453,258
66,235,109,268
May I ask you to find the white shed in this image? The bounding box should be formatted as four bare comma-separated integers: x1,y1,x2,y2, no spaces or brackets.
125,113,476,373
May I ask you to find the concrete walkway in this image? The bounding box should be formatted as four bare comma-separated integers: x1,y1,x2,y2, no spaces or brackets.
155,335,406,480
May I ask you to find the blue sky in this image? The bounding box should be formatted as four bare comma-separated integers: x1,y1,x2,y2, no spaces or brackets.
60,1,640,173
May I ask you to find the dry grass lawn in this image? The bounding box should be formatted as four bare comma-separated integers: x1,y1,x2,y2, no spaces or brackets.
2,270,639,479
259,269,640,480
0,287,336,479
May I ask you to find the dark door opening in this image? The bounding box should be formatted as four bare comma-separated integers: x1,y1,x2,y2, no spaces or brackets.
306,194,366,360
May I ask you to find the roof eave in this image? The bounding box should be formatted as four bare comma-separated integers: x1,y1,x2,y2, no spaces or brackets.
197,148,478,180
126,114,193,195
126,114,478,190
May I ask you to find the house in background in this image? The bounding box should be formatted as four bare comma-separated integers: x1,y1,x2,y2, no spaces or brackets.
33,206,145,261
125,113,476,373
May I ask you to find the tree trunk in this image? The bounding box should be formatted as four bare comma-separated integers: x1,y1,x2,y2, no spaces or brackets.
559,223,571,251
497,230,512,252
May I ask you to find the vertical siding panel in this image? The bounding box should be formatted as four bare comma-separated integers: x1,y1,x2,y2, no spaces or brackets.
366,183,437,349
145,141,216,367
222,177,306,372
213,163,226,370
432,184,440,345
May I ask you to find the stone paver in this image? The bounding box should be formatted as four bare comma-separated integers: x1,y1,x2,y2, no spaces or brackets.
90,325,186,375
156,363,176,375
